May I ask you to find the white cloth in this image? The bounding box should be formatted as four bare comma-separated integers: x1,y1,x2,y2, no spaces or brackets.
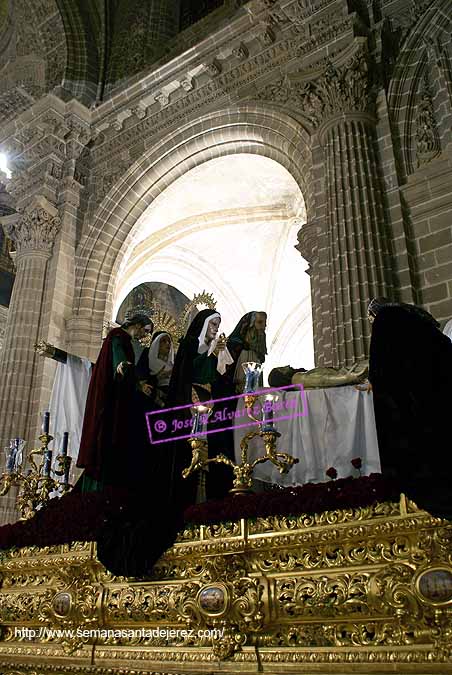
48,355,92,463
443,319,452,341
198,312,221,351
234,385,380,486
207,338,234,374
148,333,174,386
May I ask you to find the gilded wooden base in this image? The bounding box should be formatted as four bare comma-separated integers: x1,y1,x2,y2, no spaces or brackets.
0,496,452,674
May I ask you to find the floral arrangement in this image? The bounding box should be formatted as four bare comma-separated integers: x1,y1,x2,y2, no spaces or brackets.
0,460,400,550
184,473,399,524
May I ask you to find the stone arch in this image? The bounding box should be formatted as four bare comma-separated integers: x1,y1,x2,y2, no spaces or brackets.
387,0,452,177
72,104,313,354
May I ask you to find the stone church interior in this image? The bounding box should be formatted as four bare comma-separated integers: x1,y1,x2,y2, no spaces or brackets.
0,0,452,673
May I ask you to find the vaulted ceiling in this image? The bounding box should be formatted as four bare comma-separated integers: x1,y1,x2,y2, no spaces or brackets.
0,0,231,124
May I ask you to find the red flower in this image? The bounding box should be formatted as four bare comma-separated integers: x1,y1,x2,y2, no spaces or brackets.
326,467,337,480
351,457,362,470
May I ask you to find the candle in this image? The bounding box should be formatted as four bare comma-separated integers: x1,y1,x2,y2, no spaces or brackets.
252,369,262,391
242,362,262,393
13,438,24,471
191,410,200,435
42,412,50,434
43,450,52,477
262,394,278,431
61,432,69,457
5,447,15,473
191,405,210,435
63,456,72,485
244,370,254,393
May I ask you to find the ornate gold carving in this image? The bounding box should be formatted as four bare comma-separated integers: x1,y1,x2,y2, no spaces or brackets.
1,501,452,670
0,432,71,519
276,572,372,617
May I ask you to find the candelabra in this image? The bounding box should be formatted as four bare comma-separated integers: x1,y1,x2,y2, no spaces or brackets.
183,363,299,496
0,417,72,520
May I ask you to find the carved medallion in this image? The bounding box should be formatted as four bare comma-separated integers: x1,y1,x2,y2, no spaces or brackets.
416,567,452,605
52,591,72,617
198,585,227,615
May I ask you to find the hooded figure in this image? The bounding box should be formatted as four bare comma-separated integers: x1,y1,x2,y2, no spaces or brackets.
135,330,175,408
227,311,267,392
368,298,452,519
148,331,174,384
168,309,222,407
167,309,234,503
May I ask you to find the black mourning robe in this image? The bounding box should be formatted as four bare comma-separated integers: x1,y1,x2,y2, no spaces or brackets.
167,309,235,504
369,305,452,519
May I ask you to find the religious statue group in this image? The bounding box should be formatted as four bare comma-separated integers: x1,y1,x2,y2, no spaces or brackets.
73,297,452,575
76,308,269,504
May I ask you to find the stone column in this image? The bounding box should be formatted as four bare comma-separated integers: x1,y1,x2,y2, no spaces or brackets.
0,196,61,460
298,46,393,365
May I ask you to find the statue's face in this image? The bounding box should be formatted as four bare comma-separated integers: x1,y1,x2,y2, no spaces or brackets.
131,323,153,339
158,334,171,358
206,317,220,342
278,366,292,378
254,313,267,333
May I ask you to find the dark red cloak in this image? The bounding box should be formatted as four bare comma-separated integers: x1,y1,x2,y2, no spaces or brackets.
77,328,135,482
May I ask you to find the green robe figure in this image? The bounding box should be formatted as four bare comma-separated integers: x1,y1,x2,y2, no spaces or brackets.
76,314,154,493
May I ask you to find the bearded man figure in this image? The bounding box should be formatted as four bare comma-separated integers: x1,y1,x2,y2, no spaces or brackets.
227,311,268,392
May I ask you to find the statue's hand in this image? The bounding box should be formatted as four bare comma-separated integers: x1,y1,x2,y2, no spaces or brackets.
355,380,372,394
213,334,227,356
117,361,132,376
140,382,153,396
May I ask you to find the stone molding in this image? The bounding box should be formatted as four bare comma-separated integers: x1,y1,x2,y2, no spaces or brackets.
295,219,320,265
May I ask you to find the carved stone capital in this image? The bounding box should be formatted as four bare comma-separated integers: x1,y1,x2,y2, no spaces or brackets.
0,196,61,258
258,46,377,134
299,54,376,135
